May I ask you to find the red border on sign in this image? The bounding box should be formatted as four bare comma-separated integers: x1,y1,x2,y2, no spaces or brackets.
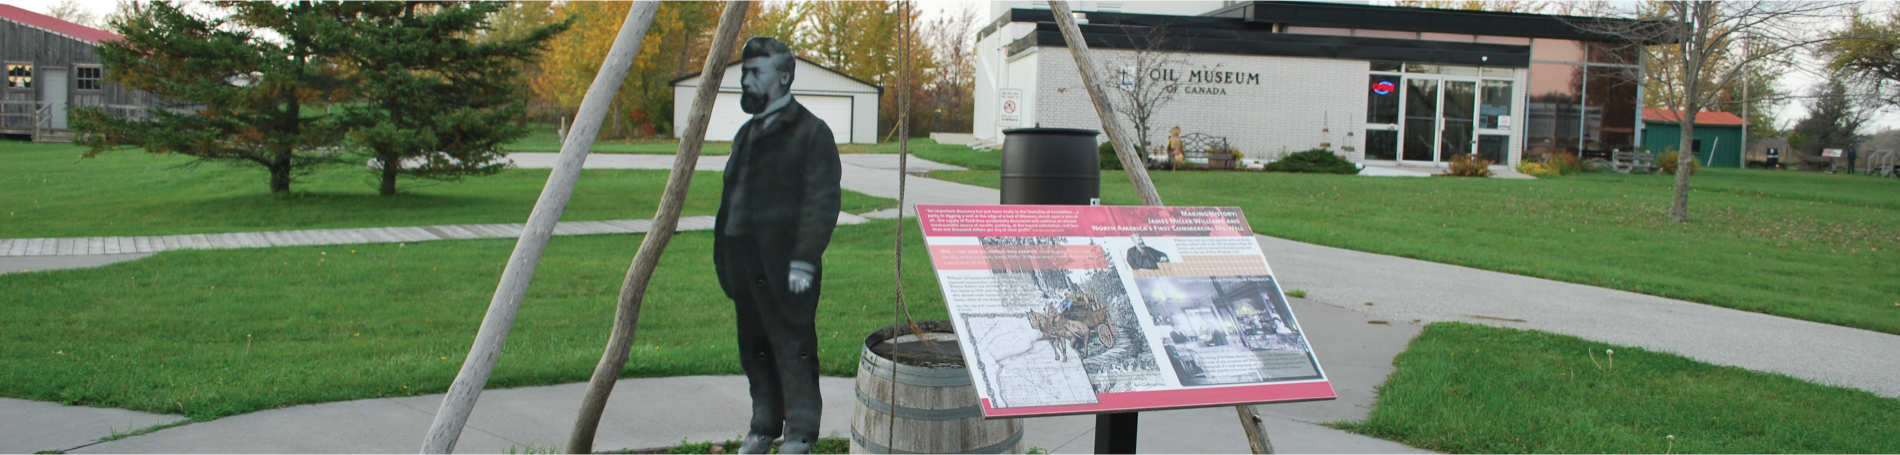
978,380,1336,418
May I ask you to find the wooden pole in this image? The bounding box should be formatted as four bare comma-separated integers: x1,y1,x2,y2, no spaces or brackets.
1046,1,1162,207
419,4,661,453
564,3,749,453
1047,2,1274,453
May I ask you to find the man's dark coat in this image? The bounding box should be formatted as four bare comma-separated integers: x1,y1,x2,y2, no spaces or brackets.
715,99,843,286
712,97,842,444
1126,244,1170,270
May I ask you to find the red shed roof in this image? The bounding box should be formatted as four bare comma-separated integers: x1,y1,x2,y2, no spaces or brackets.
1643,108,1746,126
0,4,119,45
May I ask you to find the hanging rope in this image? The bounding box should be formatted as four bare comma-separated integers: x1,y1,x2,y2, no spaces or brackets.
887,1,920,451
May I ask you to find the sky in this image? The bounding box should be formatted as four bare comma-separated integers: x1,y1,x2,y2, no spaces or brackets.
17,0,1898,133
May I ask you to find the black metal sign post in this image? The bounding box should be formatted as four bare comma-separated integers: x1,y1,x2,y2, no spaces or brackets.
1095,412,1139,454
997,127,1144,454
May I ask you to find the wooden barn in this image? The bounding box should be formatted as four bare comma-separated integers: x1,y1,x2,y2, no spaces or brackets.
0,4,152,142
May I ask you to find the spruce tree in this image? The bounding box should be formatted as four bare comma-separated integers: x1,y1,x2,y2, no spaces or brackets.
322,2,568,195
72,1,346,194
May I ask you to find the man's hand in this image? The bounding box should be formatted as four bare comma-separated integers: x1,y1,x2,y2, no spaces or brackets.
789,261,816,294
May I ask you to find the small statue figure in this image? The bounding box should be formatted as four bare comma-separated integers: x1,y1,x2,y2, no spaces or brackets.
1166,126,1186,169
715,37,842,455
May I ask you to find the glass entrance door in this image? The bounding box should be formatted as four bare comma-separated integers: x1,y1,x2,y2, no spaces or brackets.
1440,80,1476,161
1401,78,1438,162
1398,76,1481,164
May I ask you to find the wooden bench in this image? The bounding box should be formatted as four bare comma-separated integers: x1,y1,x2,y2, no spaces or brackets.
1610,149,1659,174
1798,154,1838,172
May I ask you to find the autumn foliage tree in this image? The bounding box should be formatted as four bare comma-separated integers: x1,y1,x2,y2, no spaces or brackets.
533,1,724,138
73,1,348,194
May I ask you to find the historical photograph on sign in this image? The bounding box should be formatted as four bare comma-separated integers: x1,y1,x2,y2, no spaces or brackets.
955,237,1165,403
1134,274,1321,386
917,204,1334,417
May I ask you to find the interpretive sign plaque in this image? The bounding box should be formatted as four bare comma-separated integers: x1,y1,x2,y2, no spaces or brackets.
916,204,1335,418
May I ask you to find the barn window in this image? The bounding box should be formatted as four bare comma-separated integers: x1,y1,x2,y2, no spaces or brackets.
77,66,102,90
6,64,30,89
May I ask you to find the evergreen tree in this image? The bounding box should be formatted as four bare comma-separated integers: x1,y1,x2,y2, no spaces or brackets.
323,2,568,195
1791,78,1868,154
72,1,347,194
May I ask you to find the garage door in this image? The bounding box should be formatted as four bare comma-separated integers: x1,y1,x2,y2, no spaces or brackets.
704,93,854,144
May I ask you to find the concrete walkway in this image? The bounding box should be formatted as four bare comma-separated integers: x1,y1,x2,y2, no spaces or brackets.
37,299,1425,454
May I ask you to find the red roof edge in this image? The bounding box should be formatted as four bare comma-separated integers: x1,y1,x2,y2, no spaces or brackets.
1643,108,1746,126
0,4,120,45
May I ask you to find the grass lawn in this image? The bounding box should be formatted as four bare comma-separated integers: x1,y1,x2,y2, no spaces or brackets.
929,167,1900,335
1336,322,1900,453
0,142,892,238
0,219,948,420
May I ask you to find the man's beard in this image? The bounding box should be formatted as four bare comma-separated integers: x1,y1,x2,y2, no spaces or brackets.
741,89,767,114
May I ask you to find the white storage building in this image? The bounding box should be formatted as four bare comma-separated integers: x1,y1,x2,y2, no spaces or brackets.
670,57,881,144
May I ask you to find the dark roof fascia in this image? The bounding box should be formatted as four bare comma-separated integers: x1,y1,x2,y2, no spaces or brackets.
1009,22,1532,68
667,56,884,95
982,4,1670,45
1239,1,1672,44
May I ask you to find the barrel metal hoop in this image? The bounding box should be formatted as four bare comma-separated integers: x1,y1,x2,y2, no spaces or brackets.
851,424,1024,454
859,359,974,387
860,351,973,379
855,388,984,421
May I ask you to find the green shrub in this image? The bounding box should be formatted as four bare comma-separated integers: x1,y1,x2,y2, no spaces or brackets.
1264,148,1359,174
1658,151,1701,175
1097,141,1136,170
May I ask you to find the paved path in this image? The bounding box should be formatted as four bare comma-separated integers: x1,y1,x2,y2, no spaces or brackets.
1256,234,1900,399
36,299,1425,454
0,215,876,260
0,398,187,454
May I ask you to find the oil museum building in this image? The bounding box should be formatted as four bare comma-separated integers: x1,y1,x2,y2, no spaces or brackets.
974,1,1657,168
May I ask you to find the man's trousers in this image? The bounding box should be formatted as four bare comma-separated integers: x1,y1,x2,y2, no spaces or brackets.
716,233,823,446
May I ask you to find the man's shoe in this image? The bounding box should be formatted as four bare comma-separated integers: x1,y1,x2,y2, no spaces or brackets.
737,434,774,454
776,436,813,454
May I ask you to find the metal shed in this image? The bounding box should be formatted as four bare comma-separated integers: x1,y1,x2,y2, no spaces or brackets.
0,5,153,142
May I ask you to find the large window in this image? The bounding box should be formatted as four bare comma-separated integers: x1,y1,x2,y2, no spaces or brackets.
1480,80,1513,129
77,66,102,90
6,64,31,89
1527,41,1642,160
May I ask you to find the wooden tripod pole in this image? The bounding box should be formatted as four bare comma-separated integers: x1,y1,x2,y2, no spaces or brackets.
419,3,661,453
1046,1,1162,208
565,2,750,453
1046,2,1275,453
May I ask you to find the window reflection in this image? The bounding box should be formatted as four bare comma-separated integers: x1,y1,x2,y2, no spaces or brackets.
1584,66,1639,156
1530,38,1585,62
1480,80,1512,129
1526,62,1582,158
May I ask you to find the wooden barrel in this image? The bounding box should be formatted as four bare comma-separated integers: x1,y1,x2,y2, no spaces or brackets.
851,321,1023,454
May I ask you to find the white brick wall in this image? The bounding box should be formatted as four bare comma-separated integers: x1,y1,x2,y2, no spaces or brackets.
1030,47,1368,163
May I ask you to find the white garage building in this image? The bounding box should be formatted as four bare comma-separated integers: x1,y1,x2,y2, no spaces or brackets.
670,57,881,144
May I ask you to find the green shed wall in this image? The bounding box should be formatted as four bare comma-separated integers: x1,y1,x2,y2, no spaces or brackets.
1641,122,1745,168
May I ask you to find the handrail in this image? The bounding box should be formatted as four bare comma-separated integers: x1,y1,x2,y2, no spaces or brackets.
33,102,49,139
